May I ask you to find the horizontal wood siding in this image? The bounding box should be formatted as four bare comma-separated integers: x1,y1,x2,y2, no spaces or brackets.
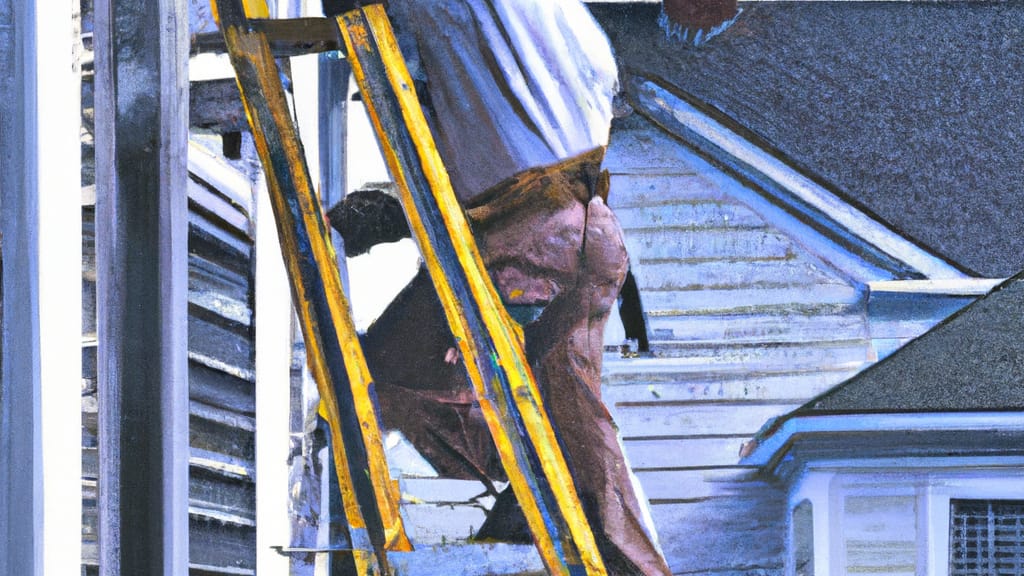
602,366,862,406
613,402,802,440
602,118,873,574
843,495,917,576
631,468,764,502
632,228,795,262
82,165,258,574
615,200,767,231
643,309,867,344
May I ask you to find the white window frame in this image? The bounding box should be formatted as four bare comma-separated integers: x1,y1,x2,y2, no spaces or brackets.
789,470,834,576
789,460,1024,576
925,469,1024,576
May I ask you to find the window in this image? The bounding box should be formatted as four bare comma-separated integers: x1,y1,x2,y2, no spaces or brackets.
950,499,1024,576
793,499,814,576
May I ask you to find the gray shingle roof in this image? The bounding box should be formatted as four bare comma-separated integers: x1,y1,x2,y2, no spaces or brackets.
794,271,1024,414
592,2,1024,278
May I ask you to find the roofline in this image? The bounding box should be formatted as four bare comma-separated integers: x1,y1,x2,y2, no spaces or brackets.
868,278,1004,296
740,411,1024,468
624,75,969,282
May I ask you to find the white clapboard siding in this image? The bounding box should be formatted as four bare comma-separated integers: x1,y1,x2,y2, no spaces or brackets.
610,402,802,440
843,494,918,576
608,339,870,375
631,468,764,502
401,506,490,546
603,112,722,177
609,173,729,207
645,308,867,343
600,117,876,575
640,284,863,315
389,544,543,576
603,359,866,391
623,437,749,469
602,364,863,406
646,337,870,363
615,200,767,231
630,228,794,262
635,260,842,293
871,318,949,341
397,478,496,546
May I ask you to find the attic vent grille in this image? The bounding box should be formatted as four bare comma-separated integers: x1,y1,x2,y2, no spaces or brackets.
950,499,1024,576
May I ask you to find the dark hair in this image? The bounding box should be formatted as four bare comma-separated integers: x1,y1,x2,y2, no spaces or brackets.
327,189,411,257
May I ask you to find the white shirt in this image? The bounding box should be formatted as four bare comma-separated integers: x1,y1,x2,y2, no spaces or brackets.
388,0,619,201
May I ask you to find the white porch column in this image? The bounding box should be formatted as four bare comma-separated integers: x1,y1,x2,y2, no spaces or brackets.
93,0,190,573
255,171,295,575
0,0,84,574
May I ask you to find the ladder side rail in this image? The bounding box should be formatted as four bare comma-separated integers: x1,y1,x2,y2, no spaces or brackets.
212,2,411,574
337,6,608,576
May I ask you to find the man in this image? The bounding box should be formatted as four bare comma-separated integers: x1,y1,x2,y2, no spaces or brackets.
326,1,671,574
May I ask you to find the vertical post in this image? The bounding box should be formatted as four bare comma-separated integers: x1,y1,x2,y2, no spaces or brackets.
290,8,357,570
93,0,190,573
318,51,353,575
255,173,294,575
319,52,351,286
0,0,83,575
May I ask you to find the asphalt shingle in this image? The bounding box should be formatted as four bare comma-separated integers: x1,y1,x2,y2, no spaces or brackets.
592,2,1024,278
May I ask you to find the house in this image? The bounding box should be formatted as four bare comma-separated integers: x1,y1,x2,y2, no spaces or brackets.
594,102,993,576
740,271,1024,576
584,2,1022,574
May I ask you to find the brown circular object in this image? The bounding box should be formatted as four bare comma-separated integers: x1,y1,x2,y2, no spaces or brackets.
662,0,738,32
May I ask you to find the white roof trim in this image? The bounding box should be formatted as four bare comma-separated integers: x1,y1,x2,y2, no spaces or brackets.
632,79,967,281
868,278,1004,296
741,411,1024,467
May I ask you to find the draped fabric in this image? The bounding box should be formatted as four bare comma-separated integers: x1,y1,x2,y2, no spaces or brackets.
387,0,618,201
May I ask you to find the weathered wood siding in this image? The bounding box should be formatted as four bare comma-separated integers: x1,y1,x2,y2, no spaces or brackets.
841,493,917,576
602,115,875,575
83,154,258,575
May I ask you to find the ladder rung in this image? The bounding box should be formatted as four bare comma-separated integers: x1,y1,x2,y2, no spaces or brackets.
192,17,343,57
271,546,359,555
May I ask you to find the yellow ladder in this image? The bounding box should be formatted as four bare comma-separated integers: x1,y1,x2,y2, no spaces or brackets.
213,2,608,574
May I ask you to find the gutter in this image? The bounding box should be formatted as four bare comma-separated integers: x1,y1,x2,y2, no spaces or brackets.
739,411,1024,468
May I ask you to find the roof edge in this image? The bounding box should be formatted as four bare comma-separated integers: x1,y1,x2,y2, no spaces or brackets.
739,411,1024,468
868,278,1004,296
624,74,969,282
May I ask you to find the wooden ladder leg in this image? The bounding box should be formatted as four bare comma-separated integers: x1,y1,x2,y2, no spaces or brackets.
336,6,608,576
212,1,412,574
